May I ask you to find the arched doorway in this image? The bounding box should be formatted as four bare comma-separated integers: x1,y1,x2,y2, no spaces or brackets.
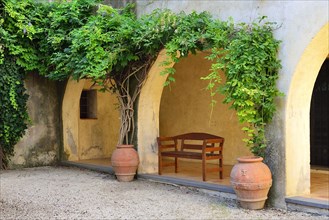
310,58,329,169
158,52,249,183
286,23,329,197
309,58,329,200
138,50,250,179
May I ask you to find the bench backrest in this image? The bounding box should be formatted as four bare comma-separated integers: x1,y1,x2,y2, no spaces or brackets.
173,132,224,151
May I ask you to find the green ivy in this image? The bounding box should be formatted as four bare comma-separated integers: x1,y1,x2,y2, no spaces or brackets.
0,0,282,161
204,18,282,157
0,58,29,168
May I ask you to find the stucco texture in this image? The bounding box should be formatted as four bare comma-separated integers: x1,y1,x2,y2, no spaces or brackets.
9,73,61,168
136,0,329,208
159,52,251,165
62,79,120,161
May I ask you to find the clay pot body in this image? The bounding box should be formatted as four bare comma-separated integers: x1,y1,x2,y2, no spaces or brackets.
230,156,272,210
111,144,139,182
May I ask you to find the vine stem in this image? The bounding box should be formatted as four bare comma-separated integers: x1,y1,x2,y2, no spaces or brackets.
115,57,156,145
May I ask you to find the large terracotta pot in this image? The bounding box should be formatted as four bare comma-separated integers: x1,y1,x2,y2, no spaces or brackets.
230,156,272,210
111,144,139,182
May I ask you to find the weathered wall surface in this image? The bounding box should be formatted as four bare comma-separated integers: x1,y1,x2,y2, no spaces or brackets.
78,81,120,160
62,79,120,161
9,73,62,168
136,0,329,209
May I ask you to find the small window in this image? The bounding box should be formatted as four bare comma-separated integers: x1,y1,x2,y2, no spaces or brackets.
80,90,97,119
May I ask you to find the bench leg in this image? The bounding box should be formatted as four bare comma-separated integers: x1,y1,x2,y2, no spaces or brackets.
219,157,223,179
202,158,206,181
175,157,178,173
158,154,162,175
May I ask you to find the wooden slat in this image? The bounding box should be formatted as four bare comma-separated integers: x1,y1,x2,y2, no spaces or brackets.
206,155,222,160
162,162,175,167
162,151,202,159
160,145,176,150
204,147,222,152
206,167,220,172
183,144,203,150
205,138,224,144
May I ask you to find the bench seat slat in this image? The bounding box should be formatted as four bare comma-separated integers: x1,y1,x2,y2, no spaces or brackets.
161,151,222,159
161,151,202,159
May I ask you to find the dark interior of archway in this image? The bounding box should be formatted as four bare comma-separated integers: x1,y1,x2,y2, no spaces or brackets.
310,58,329,168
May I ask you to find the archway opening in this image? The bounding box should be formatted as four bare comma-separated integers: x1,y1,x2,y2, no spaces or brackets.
286,23,329,198
137,50,251,185
310,58,329,200
158,52,251,184
311,58,329,169
62,79,120,165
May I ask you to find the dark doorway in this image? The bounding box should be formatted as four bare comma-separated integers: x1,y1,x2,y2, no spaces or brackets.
310,58,329,168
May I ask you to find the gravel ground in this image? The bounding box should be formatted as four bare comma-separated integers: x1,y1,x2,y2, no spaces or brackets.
0,166,326,220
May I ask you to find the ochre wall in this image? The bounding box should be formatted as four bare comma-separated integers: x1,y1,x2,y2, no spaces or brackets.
285,23,329,196
62,79,120,161
137,50,176,173
78,81,120,160
137,1,329,208
159,52,251,165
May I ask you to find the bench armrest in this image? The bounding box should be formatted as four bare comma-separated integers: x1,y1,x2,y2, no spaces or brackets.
157,136,178,152
202,138,224,153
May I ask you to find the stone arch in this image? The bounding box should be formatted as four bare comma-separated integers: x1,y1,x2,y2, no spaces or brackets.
137,50,175,173
137,50,248,174
285,23,329,196
62,78,120,162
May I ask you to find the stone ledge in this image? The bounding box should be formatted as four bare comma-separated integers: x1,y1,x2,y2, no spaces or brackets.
138,173,235,194
60,161,115,175
286,196,329,216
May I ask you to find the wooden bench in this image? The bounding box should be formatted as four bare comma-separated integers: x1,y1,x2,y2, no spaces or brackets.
157,132,224,181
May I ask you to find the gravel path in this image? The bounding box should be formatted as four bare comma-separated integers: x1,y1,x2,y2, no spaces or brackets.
0,166,326,219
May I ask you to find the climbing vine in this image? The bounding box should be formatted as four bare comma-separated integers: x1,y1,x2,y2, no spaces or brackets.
0,58,29,169
0,0,281,165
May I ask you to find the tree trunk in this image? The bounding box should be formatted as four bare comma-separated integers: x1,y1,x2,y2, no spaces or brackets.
115,58,155,145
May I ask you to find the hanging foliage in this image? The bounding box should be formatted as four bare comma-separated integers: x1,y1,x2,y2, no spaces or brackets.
0,0,281,165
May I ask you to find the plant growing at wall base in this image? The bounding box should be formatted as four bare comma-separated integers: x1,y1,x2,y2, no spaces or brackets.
0,58,29,169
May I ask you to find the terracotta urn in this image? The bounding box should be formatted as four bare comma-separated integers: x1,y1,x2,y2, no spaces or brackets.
230,156,272,210
111,144,139,182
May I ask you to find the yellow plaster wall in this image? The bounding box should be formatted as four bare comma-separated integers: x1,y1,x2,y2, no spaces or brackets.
137,50,176,173
78,81,120,160
138,50,250,174
159,52,251,165
285,23,329,196
62,79,120,161
62,79,84,161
